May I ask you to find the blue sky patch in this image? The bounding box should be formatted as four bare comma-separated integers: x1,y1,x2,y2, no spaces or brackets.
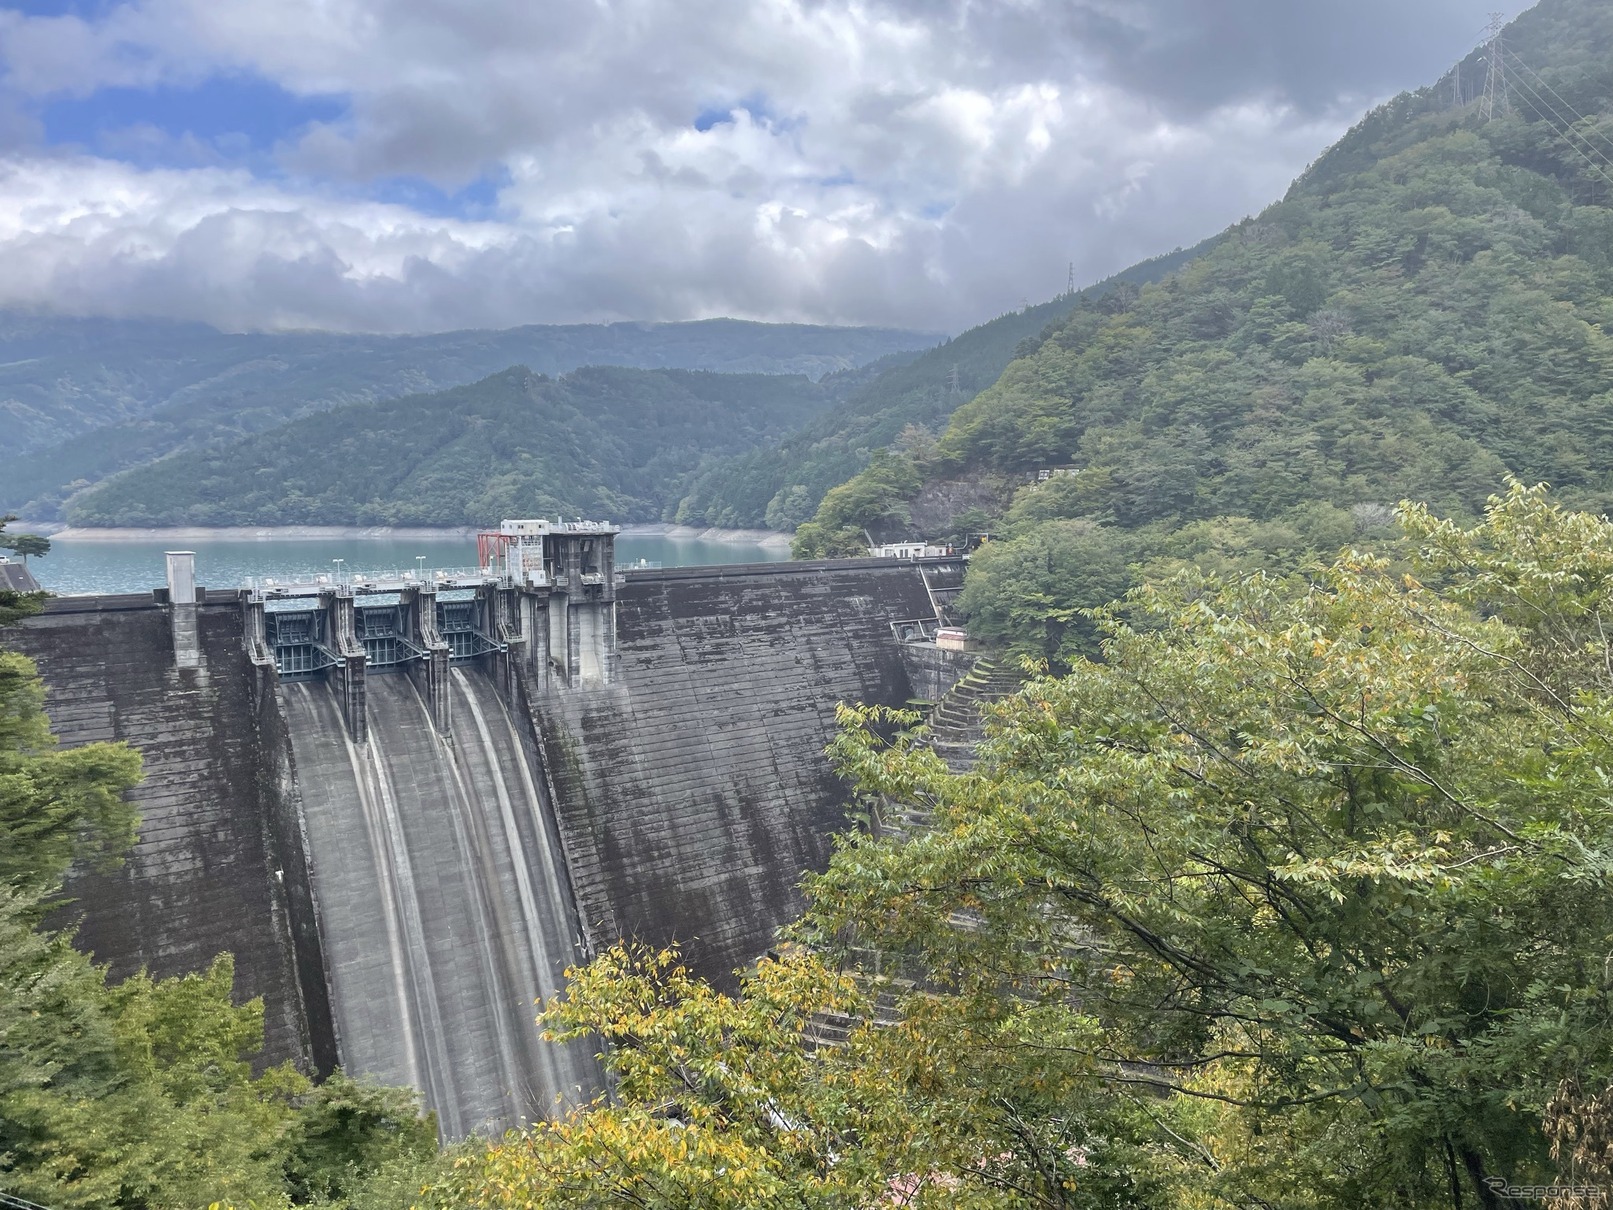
366,170,509,220
692,106,732,133
2,0,119,16
42,75,347,163
693,91,778,132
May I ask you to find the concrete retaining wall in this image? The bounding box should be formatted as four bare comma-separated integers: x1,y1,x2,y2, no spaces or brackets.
11,557,948,1061
898,641,976,704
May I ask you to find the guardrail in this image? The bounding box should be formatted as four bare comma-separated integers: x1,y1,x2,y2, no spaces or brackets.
1,1191,56,1210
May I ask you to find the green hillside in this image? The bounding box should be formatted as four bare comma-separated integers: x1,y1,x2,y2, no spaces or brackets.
26,250,1223,534
0,316,934,520
797,0,1613,655
67,365,846,527
670,242,1215,533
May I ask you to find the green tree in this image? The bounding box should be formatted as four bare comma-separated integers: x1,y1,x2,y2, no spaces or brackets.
789,521,869,560
809,449,923,535
955,520,1139,662
282,1071,439,1204
813,484,1613,1208
0,648,142,895
763,484,816,533
1,532,51,563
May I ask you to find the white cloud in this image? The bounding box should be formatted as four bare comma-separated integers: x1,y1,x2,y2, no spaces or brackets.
0,0,1507,332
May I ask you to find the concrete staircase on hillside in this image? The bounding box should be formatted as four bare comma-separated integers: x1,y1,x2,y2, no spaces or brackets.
800,969,911,1050
803,657,1024,1049
874,657,1024,842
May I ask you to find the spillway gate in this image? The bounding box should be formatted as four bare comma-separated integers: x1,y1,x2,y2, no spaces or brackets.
263,592,508,678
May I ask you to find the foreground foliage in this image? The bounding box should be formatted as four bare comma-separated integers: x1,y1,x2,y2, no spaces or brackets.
448,944,1156,1209
459,485,1613,1209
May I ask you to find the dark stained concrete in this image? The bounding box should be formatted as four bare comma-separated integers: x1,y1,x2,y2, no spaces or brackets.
527,558,938,986
8,593,325,1069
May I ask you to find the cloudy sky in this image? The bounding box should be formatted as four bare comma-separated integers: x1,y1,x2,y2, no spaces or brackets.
0,0,1515,334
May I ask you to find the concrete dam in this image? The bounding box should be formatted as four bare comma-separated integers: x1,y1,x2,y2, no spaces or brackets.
10,524,966,1138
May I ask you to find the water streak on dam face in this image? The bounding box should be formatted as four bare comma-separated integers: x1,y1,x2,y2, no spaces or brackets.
280,667,598,1139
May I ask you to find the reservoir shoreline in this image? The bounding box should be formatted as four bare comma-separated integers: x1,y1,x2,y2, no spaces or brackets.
22,521,791,549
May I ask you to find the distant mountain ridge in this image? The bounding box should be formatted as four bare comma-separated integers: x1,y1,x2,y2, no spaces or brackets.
0,315,937,519
64,365,862,527
6,244,1229,530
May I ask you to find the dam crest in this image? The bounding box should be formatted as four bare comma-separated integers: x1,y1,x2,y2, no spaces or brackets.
12,523,970,1137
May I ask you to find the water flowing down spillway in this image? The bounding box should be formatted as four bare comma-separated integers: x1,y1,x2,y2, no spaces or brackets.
279,668,600,1139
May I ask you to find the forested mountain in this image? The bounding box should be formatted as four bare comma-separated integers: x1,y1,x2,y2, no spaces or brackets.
67,365,849,527
23,250,1226,531
795,0,1613,655
0,316,933,520
670,241,1215,533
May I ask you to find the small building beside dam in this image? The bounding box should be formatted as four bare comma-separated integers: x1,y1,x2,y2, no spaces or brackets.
8,523,970,1139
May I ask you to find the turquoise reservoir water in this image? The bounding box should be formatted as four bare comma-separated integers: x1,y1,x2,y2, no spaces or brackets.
29,534,788,596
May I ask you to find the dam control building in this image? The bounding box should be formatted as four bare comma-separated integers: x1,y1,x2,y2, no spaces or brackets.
10,523,973,1139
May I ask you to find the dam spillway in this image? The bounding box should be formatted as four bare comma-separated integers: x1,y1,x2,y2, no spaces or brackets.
280,668,596,1138
8,537,970,1137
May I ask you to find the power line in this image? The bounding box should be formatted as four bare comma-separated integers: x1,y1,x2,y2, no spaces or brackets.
1495,50,1613,192
1503,48,1613,163
1501,62,1599,151
1507,82,1613,190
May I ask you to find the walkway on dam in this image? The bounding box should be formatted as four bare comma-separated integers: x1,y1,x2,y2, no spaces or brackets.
280,668,599,1140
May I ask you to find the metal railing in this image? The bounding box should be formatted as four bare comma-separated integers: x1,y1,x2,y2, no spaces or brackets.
244,566,547,601
1,1191,55,1210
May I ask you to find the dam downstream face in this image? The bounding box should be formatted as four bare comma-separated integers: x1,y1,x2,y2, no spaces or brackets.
13,561,945,1133
279,667,600,1139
